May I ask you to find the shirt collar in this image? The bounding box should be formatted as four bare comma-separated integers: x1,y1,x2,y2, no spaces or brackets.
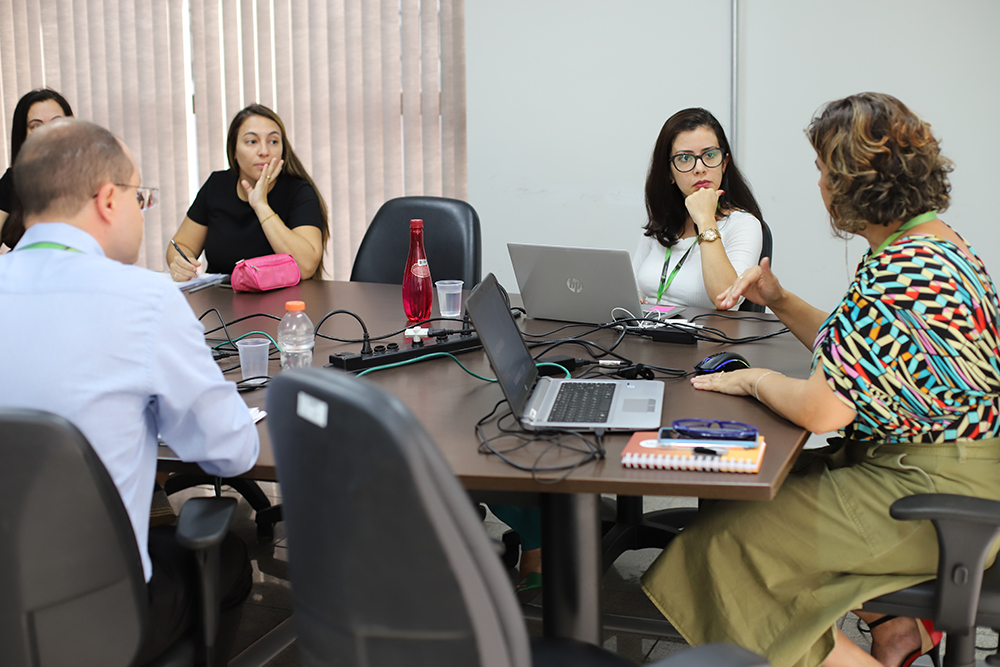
15,223,107,257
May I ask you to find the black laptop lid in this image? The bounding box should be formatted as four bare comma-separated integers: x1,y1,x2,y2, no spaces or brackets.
465,273,538,419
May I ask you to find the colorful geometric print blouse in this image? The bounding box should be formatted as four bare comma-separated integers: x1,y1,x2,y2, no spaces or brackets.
812,233,1000,443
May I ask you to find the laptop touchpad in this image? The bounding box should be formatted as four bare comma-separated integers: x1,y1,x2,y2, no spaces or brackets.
622,398,656,413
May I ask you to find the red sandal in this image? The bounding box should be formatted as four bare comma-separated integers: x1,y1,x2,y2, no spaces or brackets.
866,616,942,667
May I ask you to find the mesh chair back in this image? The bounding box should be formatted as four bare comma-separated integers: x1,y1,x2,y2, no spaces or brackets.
0,409,146,667
738,220,773,313
350,196,482,287
267,369,530,667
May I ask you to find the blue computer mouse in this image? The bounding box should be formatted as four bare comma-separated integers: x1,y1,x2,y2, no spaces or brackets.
694,351,751,374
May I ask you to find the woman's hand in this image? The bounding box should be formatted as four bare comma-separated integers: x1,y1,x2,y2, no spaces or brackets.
690,368,756,396
717,257,784,311
242,157,284,215
168,253,201,282
685,187,723,228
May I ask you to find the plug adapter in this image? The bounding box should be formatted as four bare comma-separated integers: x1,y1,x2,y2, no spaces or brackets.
536,355,580,375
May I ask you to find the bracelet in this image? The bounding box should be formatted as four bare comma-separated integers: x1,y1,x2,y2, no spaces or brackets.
259,212,278,226
752,371,783,401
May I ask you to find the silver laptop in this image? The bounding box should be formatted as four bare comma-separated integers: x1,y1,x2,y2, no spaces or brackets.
465,273,664,431
508,243,685,324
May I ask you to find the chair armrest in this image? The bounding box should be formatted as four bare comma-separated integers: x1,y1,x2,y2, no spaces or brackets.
175,496,238,666
890,493,1000,634
649,643,769,667
891,494,1000,526
176,496,237,550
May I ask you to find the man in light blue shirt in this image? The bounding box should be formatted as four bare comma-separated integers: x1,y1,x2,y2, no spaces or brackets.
0,119,260,663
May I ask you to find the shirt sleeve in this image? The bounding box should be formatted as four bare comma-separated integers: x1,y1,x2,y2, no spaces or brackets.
186,171,222,226
281,179,324,231
149,285,259,476
718,211,764,276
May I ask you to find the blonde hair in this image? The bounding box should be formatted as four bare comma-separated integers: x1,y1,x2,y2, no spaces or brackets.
807,92,952,236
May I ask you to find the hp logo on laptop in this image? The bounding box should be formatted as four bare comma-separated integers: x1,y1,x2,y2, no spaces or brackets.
566,277,584,293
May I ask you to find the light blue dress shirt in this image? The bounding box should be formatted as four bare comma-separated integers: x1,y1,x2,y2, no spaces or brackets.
0,223,260,580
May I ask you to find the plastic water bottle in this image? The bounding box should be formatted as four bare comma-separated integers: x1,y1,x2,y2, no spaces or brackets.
402,219,432,322
277,300,314,370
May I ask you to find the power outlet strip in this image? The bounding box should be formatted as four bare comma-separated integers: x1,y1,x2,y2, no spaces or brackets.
328,332,481,372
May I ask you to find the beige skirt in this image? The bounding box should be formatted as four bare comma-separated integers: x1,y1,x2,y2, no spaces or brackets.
641,438,1000,667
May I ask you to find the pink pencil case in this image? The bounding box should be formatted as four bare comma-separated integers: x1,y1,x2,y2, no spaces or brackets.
231,253,301,292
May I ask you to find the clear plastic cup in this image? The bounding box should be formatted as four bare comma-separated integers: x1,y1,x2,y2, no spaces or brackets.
436,280,464,317
236,338,270,383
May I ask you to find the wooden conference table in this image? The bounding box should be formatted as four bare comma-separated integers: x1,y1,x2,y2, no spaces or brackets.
161,279,813,645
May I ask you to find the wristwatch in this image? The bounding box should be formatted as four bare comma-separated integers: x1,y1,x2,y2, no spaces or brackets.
697,228,720,244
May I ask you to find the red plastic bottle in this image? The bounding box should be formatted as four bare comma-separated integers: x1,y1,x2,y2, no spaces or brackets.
402,219,432,322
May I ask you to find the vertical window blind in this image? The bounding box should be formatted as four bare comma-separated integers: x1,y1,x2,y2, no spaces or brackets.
0,0,467,278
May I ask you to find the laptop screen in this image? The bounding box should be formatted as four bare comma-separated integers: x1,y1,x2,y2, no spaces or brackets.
465,273,538,418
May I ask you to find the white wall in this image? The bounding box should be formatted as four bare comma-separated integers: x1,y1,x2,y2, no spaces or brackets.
740,0,1000,311
467,0,1000,311
466,0,733,292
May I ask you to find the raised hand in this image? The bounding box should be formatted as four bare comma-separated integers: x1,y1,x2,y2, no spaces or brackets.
685,187,723,228
717,257,783,310
241,157,284,214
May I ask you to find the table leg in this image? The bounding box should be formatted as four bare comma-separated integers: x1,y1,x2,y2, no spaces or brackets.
540,492,601,644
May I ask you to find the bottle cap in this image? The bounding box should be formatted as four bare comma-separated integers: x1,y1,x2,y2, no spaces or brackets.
410,219,423,229
285,300,306,311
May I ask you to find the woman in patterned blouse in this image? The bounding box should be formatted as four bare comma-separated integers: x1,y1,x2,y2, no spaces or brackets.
642,93,1000,667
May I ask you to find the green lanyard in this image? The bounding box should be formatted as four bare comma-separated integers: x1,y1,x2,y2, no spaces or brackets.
18,242,83,253
656,241,696,304
871,210,937,258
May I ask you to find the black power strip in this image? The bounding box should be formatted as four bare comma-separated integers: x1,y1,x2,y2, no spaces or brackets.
328,332,481,372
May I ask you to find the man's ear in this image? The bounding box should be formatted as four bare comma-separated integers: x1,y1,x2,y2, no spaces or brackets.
92,182,117,223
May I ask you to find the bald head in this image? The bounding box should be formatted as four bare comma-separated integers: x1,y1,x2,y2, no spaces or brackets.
13,119,134,220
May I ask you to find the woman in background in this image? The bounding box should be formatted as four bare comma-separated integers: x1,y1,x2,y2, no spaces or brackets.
644,92,1000,667
1,88,74,249
634,107,764,310
168,103,328,280
495,107,769,603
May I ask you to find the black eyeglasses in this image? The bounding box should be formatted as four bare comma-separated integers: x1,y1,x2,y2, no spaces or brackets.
669,148,725,173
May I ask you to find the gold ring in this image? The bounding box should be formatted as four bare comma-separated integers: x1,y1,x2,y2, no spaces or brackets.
265,175,270,180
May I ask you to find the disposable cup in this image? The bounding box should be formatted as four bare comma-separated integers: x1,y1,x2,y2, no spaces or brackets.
236,338,270,382
436,280,465,317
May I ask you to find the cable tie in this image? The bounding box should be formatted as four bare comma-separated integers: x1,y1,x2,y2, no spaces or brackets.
598,360,626,366
404,327,429,338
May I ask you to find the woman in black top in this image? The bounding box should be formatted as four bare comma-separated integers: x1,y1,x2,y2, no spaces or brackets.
168,104,329,279
1,88,73,250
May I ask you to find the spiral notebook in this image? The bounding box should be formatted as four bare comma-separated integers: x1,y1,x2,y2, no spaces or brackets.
620,431,766,473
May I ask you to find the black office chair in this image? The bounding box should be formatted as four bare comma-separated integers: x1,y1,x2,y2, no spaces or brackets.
266,369,769,667
737,219,773,313
0,408,236,667
164,474,280,540
860,494,1000,667
350,195,482,287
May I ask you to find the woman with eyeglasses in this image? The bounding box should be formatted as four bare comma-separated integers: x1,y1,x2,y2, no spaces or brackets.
643,93,1000,667
490,108,768,604
633,107,765,309
167,103,328,281
1,88,74,250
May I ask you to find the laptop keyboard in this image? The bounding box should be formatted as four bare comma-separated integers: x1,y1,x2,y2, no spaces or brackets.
548,382,616,423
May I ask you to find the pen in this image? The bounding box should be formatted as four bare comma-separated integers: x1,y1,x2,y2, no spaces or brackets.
170,239,192,265
694,446,724,457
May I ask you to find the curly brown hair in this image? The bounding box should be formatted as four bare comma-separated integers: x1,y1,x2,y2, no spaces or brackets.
806,92,952,236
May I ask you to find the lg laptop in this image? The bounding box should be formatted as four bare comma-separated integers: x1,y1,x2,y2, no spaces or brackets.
465,273,664,431
508,243,685,324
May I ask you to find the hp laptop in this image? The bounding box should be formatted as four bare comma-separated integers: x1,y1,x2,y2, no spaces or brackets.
465,273,664,431
508,243,684,324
